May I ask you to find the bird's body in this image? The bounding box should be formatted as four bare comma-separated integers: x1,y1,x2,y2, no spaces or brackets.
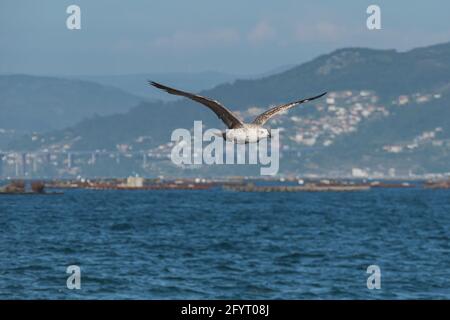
221,124,270,144
149,81,326,144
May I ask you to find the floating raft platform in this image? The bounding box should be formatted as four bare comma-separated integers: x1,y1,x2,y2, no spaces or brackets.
85,183,214,190
223,184,371,192
0,192,64,196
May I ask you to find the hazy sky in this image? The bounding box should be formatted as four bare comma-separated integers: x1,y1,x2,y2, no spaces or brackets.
1,0,450,75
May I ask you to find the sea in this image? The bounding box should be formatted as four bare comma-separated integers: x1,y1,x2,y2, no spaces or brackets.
0,187,449,299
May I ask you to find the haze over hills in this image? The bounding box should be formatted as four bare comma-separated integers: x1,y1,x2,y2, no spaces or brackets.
71,66,297,101
73,71,239,101
0,75,143,132
6,41,450,176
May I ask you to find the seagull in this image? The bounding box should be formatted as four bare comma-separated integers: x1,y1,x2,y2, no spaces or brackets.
149,81,326,144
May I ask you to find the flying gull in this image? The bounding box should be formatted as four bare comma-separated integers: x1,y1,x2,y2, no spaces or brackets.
149,81,326,144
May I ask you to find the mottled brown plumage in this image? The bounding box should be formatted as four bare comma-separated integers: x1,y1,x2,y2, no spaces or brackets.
252,92,327,125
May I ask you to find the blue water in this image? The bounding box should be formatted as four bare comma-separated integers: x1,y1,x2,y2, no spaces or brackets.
0,188,449,299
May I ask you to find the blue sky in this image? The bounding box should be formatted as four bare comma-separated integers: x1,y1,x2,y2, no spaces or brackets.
1,0,450,75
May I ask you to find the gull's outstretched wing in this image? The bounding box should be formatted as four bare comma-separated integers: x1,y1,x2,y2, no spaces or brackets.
252,92,327,126
149,81,243,129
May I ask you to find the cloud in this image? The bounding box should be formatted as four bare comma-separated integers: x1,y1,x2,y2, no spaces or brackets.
150,28,240,50
247,21,276,44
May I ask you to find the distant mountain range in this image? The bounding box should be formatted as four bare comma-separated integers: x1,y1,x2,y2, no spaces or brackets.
6,41,450,176
72,71,239,101
0,67,293,133
71,66,296,101
0,75,142,132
